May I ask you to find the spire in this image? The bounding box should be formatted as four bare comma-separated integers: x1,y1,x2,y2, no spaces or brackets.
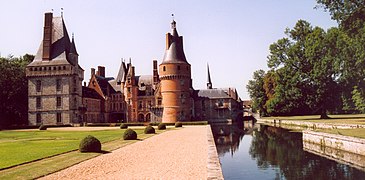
207,63,212,89
70,33,78,55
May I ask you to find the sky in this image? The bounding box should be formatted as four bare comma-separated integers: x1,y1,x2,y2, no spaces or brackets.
0,0,337,100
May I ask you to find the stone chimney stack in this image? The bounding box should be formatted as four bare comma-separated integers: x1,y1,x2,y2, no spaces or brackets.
97,66,105,77
153,60,159,85
91,68,95,76
42,12,53,60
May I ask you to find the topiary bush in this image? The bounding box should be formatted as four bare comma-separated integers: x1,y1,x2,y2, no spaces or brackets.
39,125,47,130
175,122,183,128
123,128,137,140
158,123,166,130
120,123,128,129
144,125,155,134
79,135,102,153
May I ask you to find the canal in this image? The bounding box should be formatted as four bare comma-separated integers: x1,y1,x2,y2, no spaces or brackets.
212,122,365,179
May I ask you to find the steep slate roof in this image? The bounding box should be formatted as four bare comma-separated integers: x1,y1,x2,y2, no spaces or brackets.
116,61,128,83
95,75,116,96
197,89,231,99
82,86,103,99
135,75,153,87
28,16,76,67
161,20,188,64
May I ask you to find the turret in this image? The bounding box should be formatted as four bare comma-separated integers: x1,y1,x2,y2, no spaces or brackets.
159,19,193,123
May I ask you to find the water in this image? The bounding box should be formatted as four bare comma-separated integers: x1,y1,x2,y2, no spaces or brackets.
212,123,365,180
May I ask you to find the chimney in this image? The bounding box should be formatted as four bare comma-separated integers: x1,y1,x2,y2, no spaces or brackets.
97,66,105,77
91,68,95,76
165,33,171,50
42,12,53,60
153,60,159,84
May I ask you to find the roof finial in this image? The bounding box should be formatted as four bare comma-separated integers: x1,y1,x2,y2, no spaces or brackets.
72,32,74,40
171,14,176,29
207,63,213,89
61,8,64,17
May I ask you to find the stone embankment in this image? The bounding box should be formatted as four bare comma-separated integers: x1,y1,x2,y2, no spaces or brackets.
41,125,223,179
303,131,365,170
257,118,365,129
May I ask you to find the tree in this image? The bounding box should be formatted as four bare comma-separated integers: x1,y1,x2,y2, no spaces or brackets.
316,0,365,113
0,54,34,127
247,70,268,116
266,20,342,118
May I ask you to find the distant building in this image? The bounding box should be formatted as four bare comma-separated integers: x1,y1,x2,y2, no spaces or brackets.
27,12,242,125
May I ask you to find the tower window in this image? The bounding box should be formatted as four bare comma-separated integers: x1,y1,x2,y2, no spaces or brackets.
36,113,41,123
163,66,166,71
56,79,62,91
56,97,62,107
36,80,41,92
177,66,180,70
57,113,62,123
36,97,41,109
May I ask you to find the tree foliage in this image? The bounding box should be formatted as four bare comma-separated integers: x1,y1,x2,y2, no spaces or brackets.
248,17,364,117
0,54,34,127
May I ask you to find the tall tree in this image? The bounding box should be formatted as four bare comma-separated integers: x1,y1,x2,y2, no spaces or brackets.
0,54,34,128
247,70,268,116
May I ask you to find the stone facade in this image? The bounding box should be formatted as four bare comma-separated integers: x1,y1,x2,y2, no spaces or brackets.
26,12,83,126
27,13,242,125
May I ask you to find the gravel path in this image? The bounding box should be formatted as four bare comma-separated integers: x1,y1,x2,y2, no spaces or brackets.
41,126,208,179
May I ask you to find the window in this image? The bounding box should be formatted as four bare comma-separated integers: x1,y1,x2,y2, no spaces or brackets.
36,97,41,109
36,113,41,123
36,80,41,92
56,97,61,107
138,101,143,109
177,65,181,70
57,113,62,123
56,79,61,91
127,87,131,93
163,66,166,71
158,98,162,106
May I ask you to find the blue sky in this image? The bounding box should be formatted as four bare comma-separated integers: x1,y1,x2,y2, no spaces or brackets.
0,0,337,99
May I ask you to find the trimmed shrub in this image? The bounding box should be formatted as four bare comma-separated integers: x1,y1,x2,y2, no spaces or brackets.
79,135,102,153
39,125,47,130
123,128,137,140
144,125,155,134
120,123,128,129
175,122,183,128
158,123,166,130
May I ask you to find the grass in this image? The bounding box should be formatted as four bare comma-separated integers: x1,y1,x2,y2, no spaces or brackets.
317,128,365,139
0,129,131,169
0,127,169,179
262,114,365,125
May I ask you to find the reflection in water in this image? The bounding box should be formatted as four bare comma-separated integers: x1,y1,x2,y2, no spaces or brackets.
212,123,365,180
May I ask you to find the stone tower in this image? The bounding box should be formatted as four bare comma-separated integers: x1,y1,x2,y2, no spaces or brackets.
159,20,193,123
124,61,139,122
26,12,84,125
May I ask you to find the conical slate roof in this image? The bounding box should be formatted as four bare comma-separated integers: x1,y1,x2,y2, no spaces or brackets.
161,20,188,64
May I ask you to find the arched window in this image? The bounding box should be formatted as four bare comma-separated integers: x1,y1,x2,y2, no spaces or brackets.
163,66,166,71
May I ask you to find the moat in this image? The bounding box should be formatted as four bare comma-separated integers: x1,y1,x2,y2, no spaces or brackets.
212,122,365,179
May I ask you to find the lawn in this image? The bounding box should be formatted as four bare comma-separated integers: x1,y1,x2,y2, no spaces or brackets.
317,128,365,139
262,114,365,125
0,128,143,169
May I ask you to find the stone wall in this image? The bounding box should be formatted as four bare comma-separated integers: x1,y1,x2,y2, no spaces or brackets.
258,119,365,129
303,131,365,155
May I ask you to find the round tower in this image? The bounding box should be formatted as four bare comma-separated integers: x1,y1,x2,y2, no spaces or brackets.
159,20,193,123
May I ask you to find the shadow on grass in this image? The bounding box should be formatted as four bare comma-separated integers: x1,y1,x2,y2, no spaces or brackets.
100,150,111,154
